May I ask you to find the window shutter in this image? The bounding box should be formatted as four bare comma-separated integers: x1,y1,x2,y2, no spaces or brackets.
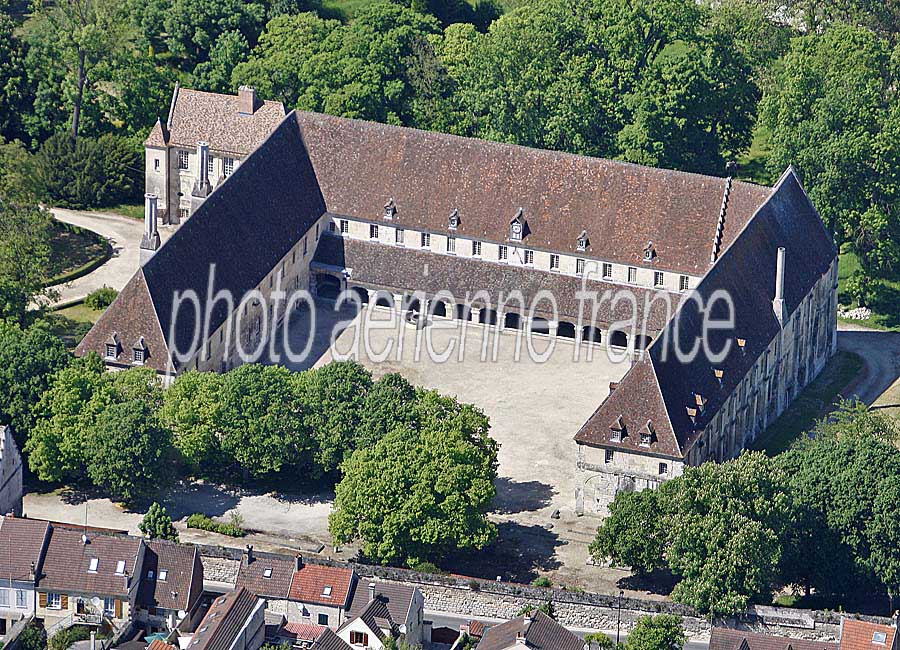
39,593,47,608
61,595,68,610
115,599,123,619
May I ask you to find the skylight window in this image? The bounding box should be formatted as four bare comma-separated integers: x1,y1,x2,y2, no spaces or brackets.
88,558,99,573
115,560,126,575
873,633,887,644
159,569,168,582
263,568,273,579
322,585,333,598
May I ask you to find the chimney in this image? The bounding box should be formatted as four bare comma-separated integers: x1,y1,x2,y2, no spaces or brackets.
192,141,212,202
239,86,258,115
90,630,96,650
295,554,303,571
245,544,254,564
30,561,35,580
773,247,787,327
140,193,161,265
368,582,377,602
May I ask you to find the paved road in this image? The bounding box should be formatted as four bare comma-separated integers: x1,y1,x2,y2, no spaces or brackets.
48,208,172,306
837,324,900,406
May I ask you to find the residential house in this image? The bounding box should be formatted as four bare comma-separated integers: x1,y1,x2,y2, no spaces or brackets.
182,588,265,650
839,618,898,650
476,611,583,650
0,426,22,517
709,628,838,650
338,581,424,650
35,527,145,631
137,539,205,632
0,516,50,640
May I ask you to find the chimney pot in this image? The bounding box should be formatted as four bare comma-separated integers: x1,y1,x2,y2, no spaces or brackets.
245,545,253,563
239,86,258,115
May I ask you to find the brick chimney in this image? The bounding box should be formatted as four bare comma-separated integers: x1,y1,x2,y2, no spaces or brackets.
773,246,787,327
239,86,258,115
140,193,160,265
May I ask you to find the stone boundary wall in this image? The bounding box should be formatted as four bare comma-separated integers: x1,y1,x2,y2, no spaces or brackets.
194,543,890,642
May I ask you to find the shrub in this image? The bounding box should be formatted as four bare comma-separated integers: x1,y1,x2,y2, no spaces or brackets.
531,576,552,588
84,286,118,310
186,513,247,537
408,559,443,574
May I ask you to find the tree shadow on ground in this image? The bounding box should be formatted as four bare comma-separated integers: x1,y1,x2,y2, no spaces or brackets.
164,481,242,520
443,521,563,584
492,477,555,515
617,568,678,596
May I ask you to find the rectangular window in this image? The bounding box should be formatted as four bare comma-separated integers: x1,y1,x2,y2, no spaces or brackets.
604,449,614,464
524,250,533,265
602,263,612,279
610,429,621,443
472,240,482,257
329,221,336,233
340,220,349,234
179,208,189,222
88,558,99,573
549,254,560,270
48,593,62,610
178,150,189,170
350,632,368,646
0,588,8,606
627,267,637,283
15,590,26,609
103,598,115,617
303,237,308,255
369,224,379,239
576,258,585,275
158,569,168,582
154,159,160,172
318,613,329,626
105,344,117,360
447,237,456,253
640,433,651,447
115,560,126,576
132,348,145,365
654,271,664,288
498,245,508,261
679,275,689,291
207,156,214,177
395,228,404,245
315,224,319,240
223,157,235,177
659,462,668,475
421,232,431,248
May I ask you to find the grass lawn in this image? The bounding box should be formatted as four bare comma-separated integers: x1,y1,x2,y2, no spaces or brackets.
750,350,864,456
736,123,774,186
96,202,144,221
46,221,111,285
837,247,900,331
45,302,104,349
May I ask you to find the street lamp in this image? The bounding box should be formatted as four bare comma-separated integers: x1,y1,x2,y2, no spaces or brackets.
616,590,624,647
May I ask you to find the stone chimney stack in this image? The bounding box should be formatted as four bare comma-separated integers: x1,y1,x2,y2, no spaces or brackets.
239,86,258,115
773,246,787,327
190,141,213,214
140,193,161,266
295,554,303,571
368,582,377,602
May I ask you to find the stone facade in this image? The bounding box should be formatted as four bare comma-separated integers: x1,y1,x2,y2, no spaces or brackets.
0,426,22,517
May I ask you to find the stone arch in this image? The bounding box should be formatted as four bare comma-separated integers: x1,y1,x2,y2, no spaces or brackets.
374,292,394,309
557,321,576,339
582,326,602,344
480,308,498,325
530,317,551,335
431,300,448,318
634,333,652,350
350,286,369,305
453,304,470,320
504,312,522,330
609,329,628,349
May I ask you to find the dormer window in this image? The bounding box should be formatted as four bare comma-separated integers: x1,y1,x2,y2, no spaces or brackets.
577,230,589,251
737,338,747,354
694,393,707,412
714,368,724,386
873,633,887,645
643,241,656,262
448,209,459,230
383,198,396,220
610,415,626,442
105,332,121,360
509,208,525,241
640,420,655,447
686,406,698,424
133,337,148,365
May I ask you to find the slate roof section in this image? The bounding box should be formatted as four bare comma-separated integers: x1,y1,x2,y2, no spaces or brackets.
0,516,50,582
576,169,836,457
39,527,143,597
477,611,583,650
312,629,353,650
189,588,261,650
313,236,681,331
347,580,416,627
288,562,355,607
165,87,285,156
709,628,838,650
839,619,897,650
139,539,203,612
235,553,294,599
145,119,169,148
294,111,772,276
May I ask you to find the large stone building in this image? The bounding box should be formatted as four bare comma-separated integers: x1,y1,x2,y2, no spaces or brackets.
79,88,837,515
0,426,22,517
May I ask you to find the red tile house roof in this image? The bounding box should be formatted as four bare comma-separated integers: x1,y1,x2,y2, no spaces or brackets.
288,562,355,607
0,516,50,582
839,619,898,650
709,628,838,650
38,527,143,597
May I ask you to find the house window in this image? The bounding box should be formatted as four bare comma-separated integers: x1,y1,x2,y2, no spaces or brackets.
602,263,612,279
179,208,189,221
322,585,333,598
48,593,62,610
340,220,349,234
396,228,405,245
315,224,319,240
421,232,431,248
303,237,308,255
524,250,533,265
604,449,614,464
262,568,273,579
640,432,651,447
115,560,126,576
15,590,26,609
576,258,585,275
627,267,637,283
88,558,99,573
679,275,689,291
498,245,508,261
350,632,368,646
329,221,336,233
0,589,8,606
610,429,621,443
207,156,214,177
147,570,155,580
178,150,189,170
103,598,115,617
369,224,379,240
154,159,160,172
659,462,668,475
447,237,456,253
158,570,168,582
105,344,117,359
318,613,329,626
223,157,235,177
133,348,145,365
654,271,664,288
472,240,481,257
549,254,559,270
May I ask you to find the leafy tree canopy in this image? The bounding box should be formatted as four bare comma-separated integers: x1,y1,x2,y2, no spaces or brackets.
140,501,180,541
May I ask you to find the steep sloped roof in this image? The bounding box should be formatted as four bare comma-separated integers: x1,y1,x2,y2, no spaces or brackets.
39,527,143,597
288,562,355,607
710,628,838,650
138,539,203,612
478,611,583,650
189,588,261,650
235,553,294,600
0,516,50,583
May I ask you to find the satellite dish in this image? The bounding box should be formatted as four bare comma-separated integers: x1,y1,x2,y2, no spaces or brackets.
178,610,187,620
91,597,103,610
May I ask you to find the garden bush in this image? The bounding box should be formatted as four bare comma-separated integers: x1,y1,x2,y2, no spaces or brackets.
186,513,247,537
84,286,118,310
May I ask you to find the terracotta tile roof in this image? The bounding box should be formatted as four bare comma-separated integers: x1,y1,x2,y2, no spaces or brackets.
189,588,262,650
235,553,294,599
281,622,327,643
477,611,583,650
840,619,897,650
468,621,487,638
294,111,772,277
138,539,203,612
166,87,285,156
38,527,143,598
288,562,355,607
710,628,838,650
347,580,416,627
0,516,50,583
148,640,177,650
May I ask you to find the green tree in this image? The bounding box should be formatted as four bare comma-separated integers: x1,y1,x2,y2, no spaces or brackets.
164,0,265,70
140,502,180,541
0,138,40,203
330,390,498,565
0,14,31,143
0,201,54,325
516,601,555,619
624,615,685,650
159,370,227,478
590,488,666,576
192,30,249,93
813,398,900,444
356,372,418,449
585,633,616,650
87,399,172,504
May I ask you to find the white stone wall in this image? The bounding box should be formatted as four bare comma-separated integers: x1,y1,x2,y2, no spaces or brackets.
0,426,23,517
